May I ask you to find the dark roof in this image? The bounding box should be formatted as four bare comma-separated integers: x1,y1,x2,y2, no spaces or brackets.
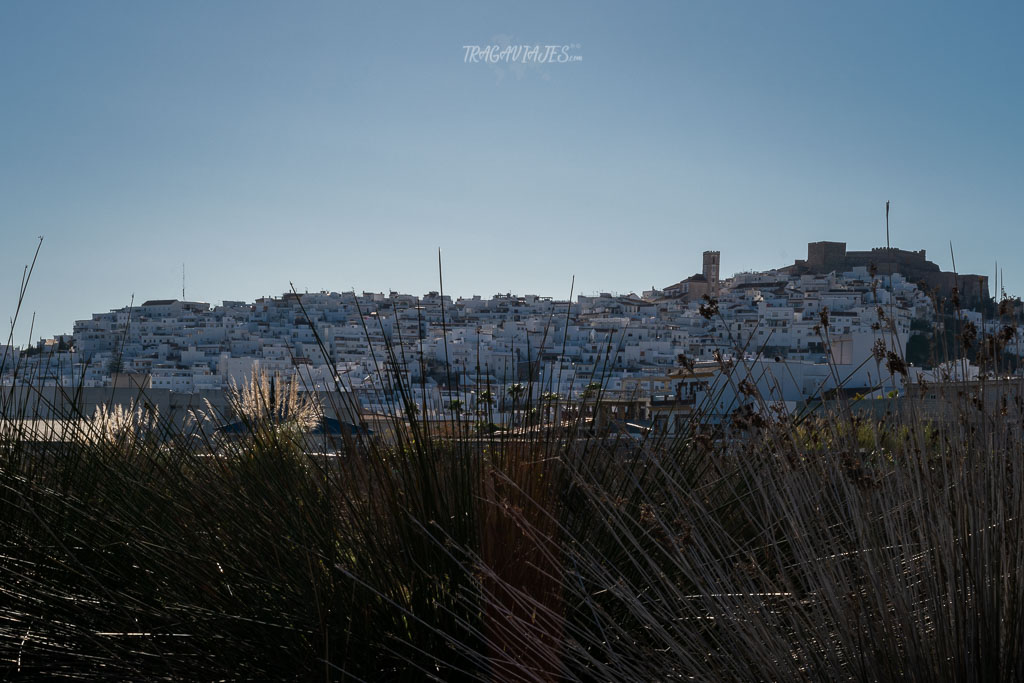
664,274,708,290
141,299,178,307
311,417,372,436
733,281,787,290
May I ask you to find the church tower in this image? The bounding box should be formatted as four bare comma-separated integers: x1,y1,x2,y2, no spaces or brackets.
702,251,720,296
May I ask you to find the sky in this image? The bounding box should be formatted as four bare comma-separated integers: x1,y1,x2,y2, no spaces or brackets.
2,1,1022,342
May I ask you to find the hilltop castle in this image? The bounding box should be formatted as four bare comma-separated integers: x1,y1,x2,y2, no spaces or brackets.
783,241,989,306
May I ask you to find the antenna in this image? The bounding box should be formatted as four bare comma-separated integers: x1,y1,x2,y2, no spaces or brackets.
182,263,186,300
885,200,890,249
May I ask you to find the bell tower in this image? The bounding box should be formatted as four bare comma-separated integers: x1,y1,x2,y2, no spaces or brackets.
702,251,720,296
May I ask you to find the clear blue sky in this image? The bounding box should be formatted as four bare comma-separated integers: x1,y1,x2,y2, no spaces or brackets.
2,1,1022,342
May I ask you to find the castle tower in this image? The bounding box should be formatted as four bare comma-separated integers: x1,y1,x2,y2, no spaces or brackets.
702,251,720,296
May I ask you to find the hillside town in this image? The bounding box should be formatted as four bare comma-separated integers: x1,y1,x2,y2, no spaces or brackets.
4,242,1019,431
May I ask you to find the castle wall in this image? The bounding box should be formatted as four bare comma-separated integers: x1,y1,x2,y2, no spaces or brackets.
795,242,989,304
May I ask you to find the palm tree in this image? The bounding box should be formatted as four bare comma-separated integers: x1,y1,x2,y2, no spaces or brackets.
507,383,527,425
475,390,495,420
581,382,602,400
447,399,464,418
107,352,125,376
541,391,562,422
